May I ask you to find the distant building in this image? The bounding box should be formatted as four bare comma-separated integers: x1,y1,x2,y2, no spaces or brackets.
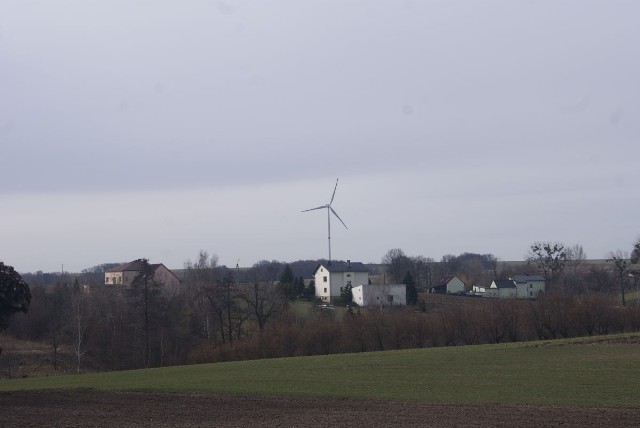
313,260,369,303
513,275,546,298
352,283,406,307
488,279,517,299
432,275,465,294
476,276,545,299
104,259,180,289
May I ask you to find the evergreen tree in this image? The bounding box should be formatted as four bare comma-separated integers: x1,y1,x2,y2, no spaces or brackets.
294,276,305,297
341,283,353,306
279,264,296,301
0,262,32,332
403,271,418,306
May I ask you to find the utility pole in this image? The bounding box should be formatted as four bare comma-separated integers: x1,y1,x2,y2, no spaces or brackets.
142,258,150,368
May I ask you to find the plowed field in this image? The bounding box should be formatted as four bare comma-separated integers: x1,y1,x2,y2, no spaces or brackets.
2,389,639,427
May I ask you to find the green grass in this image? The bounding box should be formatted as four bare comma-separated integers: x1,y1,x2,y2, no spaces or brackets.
2,334,640,408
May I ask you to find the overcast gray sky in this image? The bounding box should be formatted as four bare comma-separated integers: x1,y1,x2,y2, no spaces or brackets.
1,0,638,273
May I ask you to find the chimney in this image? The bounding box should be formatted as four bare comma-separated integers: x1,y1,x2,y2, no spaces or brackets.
347,259,351,268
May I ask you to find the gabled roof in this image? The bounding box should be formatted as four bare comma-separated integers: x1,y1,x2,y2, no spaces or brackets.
492,279,516,289
106,259,162,273
437,275,460,286
512,275,545,283
313,261,369,275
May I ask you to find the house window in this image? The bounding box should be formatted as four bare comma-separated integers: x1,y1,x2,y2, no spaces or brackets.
323,276,327,282
388,295,394,303
347,274,351,278
529,284,533,289
105,278,109,284
324,288,327,293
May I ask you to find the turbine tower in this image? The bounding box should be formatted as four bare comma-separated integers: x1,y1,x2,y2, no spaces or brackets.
302,178,348,264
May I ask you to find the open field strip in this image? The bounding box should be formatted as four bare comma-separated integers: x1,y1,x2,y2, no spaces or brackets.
2,334,640,408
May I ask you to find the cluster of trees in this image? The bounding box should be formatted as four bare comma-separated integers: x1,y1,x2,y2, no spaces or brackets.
2,252,317,373
381,248,501,293
188,291,640,363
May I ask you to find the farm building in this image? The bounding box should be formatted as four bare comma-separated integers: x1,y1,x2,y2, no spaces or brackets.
432,275,465,294
513,275,546,298
352,283,407,307
487,279,517,299
474,276,545,299
313,260,369,303
105,259,180,289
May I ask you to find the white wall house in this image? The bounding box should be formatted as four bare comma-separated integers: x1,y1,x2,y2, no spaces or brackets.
432,275,465,294
352,284,407,307
489,279,517,299
313,260,369,303
513,275,546,298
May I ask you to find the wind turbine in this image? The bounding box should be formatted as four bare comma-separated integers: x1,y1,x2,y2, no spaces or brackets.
302,178,348,264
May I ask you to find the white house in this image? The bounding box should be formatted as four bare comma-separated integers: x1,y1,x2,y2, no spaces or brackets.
313,260,369,303
432,275,465,294
513,275,546,299
352,284,407,307
488,279,517,299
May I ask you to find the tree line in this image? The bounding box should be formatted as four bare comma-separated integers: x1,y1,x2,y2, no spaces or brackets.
2,237,639,375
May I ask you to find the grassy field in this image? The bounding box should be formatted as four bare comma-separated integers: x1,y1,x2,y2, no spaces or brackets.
1,334,640,408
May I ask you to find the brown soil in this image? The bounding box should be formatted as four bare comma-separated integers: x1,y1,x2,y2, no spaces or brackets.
1,390,640,427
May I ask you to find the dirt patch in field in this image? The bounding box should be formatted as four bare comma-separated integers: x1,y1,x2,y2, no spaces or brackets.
1,389,639,427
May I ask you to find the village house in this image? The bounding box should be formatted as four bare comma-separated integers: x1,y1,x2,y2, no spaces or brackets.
432,275,465,294
104,259,180,289
513,275,546,298
351,283,407,307
313,260,369,303
487,279,517,299
478,276,545,299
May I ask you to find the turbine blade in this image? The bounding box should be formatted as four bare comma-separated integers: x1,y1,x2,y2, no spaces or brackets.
329,178,339,205
330,206,348,230
302,205,327,212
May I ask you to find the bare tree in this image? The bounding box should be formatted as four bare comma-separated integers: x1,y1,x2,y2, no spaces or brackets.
608,250,630,306
69,284,88,373
241,261,287,332
527,242,568,287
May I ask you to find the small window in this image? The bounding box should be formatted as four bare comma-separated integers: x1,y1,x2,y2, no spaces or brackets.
323,276,327,282
529,284,533,289
388,295,394,303
324,288,327,293
347,274,351,278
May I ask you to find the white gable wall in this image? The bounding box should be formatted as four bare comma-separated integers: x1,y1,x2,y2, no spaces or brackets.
446,277,465,293
314,266,331,302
